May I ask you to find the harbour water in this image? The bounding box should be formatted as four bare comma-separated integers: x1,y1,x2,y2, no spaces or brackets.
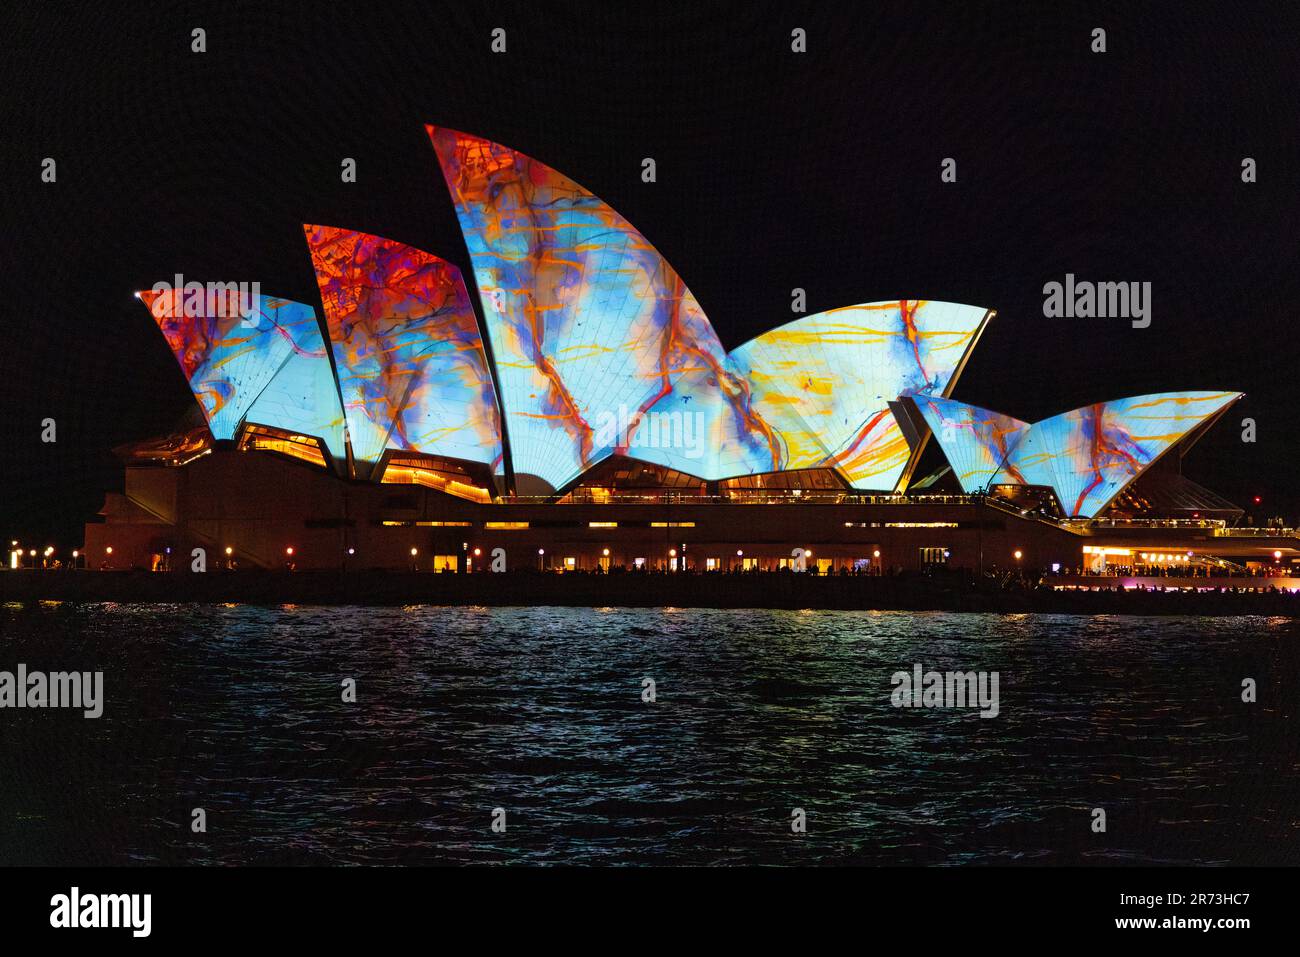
1,603,1296,865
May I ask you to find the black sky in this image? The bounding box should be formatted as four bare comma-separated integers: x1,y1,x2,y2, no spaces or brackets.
3,0,1298,546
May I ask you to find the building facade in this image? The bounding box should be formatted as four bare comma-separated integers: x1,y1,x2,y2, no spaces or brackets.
72,127,1300,582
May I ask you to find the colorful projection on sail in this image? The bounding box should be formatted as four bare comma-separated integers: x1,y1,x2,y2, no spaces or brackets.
919,391,1242,517
992,391,1242,518
911,395,1031,493
303,225,503,473
428,125,743,490
140,287,346,462
725,301,989,489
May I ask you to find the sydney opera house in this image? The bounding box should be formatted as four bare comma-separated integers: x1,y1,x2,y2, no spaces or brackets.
79,126,1297,582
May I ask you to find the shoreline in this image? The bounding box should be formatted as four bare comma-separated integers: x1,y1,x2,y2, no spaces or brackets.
4,570,1299,617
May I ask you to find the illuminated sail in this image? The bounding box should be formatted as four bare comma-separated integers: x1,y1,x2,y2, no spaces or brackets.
304,225,503,475
141,288,346,462
428,125,732,491
911,394,1031,492
726,301,990,488
992,391,1243,518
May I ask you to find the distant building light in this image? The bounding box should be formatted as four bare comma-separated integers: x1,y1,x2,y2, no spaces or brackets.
650,522,695,528
1014,550,1023,560
473,548,482,556
588,521,618,528
285,547,294,556
485,522,529,530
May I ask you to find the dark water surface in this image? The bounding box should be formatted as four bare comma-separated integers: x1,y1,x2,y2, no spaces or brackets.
2,603,1297,865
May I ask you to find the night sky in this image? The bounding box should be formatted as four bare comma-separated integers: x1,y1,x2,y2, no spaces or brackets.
3,1,1297,547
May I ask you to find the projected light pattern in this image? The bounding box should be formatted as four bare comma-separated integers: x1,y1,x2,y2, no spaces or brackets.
992,391,1242,517
140,134,1240,507
912,394,1031,492
304,225,503,473
242,299,348,468
428,126,989,491
726,301,989,488
141,289,346,461
429,125,744,490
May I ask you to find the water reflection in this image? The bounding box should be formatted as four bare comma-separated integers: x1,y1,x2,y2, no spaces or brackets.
0,604,1296,865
